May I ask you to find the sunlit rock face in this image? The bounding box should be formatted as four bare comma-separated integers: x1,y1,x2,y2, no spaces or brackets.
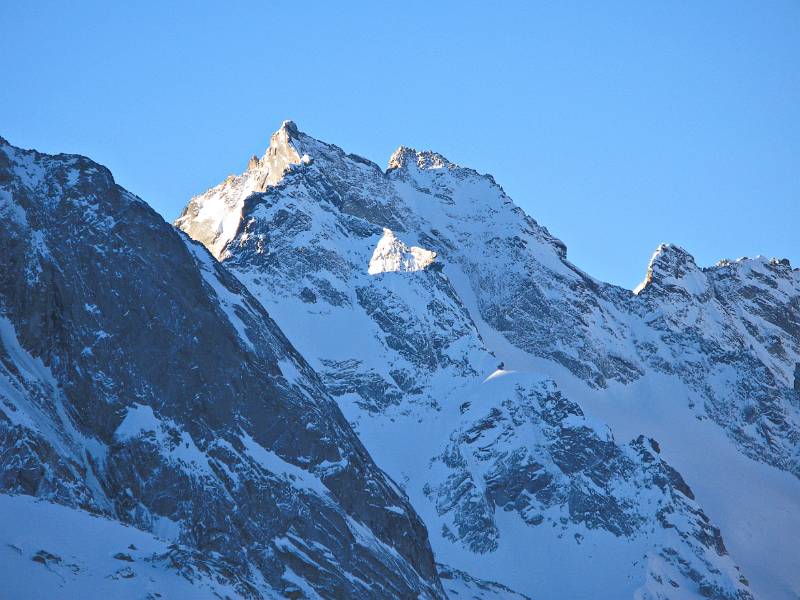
178,121,800,599
0,136,449,599
175,121,307,258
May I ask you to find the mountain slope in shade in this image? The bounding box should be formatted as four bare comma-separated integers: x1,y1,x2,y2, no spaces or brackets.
0,493,246,600
176,121,798,599
0,136,453,599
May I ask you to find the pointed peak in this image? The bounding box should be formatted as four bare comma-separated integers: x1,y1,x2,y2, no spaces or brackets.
262,120,320,167
280,119,299,136
248,122,310,186
176,121,312,259
268,120,302,150
634,243,705,295
387,146,416,170
650,243,697,268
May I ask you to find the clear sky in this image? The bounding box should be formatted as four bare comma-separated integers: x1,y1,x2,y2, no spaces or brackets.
2,1,798,289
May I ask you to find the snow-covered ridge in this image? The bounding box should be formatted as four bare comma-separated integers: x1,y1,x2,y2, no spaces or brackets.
368,228,437,275
634,242,796,295
5,120,795,599
175,120,800,599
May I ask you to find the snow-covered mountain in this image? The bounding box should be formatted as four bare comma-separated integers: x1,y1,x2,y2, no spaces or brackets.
0,136,466,599
177,121,800,600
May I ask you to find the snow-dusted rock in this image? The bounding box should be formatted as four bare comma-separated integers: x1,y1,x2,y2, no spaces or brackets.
177,121,799,599
0,136,447,599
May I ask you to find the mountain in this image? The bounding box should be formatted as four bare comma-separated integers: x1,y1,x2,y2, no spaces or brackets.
177,121,800,600
0,136,457,599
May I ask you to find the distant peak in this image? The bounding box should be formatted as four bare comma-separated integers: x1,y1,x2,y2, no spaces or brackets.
176,120,312,259
651,243,696,267
634,243,705,295
387,146,454,172
387,146,415,170
257,121,308,179
718,255,793,270
770,257,792,268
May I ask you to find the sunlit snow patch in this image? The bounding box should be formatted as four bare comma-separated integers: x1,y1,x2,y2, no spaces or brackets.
368,228,436,275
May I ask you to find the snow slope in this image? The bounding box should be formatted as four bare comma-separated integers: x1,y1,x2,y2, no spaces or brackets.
0,494,249,600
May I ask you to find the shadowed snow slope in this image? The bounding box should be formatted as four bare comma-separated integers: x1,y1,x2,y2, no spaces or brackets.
178,121,799,599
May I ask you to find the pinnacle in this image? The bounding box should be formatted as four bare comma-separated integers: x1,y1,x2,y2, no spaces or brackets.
280,120,299,136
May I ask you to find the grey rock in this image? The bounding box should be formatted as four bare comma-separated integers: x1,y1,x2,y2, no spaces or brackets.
0,136,445,599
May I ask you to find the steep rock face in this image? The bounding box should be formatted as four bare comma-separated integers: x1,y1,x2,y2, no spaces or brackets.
0,137,446,599
173,122,794,599
385,154,800,484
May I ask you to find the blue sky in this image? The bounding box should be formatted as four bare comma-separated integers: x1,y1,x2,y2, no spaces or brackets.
2,1,798,288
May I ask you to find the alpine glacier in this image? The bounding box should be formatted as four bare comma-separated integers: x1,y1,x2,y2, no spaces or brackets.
177,121,800,600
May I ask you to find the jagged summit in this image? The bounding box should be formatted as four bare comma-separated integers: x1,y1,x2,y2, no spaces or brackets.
716,254,794,271
634,243,798,296
280,118,299,135
634,243,704,295
176,121,500,260
387,145,461,173
175,120,320,258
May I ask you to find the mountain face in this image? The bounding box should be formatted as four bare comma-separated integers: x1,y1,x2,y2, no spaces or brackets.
177,121,800,600
0,137,451,599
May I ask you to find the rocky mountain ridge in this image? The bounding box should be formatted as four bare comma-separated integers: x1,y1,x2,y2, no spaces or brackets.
0,119,796,599
0,135,460,599
177,121,799,599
